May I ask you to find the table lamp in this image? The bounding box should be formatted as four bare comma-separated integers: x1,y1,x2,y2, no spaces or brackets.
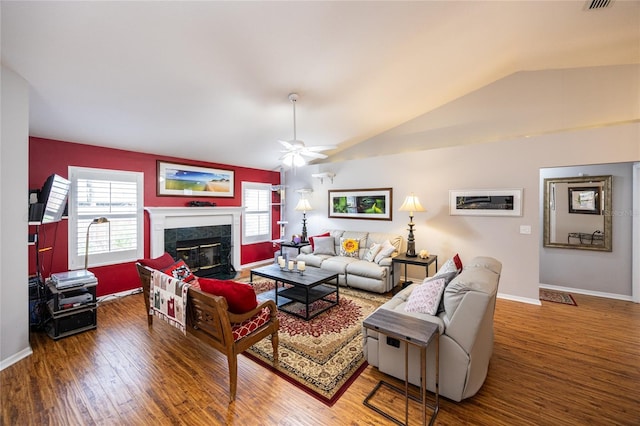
85,217,109,270
294,198,312,242
398,193,425,257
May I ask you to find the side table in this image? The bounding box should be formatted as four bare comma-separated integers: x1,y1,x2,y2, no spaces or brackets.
278,240,310,255
392,253,438,288
363,308,439,425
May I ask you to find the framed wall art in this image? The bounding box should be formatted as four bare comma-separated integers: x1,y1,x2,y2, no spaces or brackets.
157,161,234,197
449,188,523,216
328,188,392,220
568,186,600,214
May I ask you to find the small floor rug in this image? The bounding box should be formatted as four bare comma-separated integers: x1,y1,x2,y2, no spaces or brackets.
244,281,389,406
539,288,577,306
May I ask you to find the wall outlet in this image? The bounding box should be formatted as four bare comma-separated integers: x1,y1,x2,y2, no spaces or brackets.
520,225,532,235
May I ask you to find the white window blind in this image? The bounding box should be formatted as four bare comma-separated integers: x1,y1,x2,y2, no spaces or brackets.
68,167,144,270
242,182,271,244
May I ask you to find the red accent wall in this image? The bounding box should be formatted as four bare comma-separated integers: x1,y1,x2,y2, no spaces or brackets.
29,137,280,296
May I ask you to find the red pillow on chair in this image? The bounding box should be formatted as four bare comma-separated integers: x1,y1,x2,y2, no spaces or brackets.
198,278,258,314
137,252,175,270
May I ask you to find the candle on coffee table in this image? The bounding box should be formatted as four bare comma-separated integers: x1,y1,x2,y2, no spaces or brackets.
297,261,306,272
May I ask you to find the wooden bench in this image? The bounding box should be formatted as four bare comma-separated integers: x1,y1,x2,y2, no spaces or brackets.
136,264,279,402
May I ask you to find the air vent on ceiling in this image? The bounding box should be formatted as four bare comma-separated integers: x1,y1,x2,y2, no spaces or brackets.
584,0,614,10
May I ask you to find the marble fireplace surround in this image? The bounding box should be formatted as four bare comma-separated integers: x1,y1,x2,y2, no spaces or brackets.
144,207,244,272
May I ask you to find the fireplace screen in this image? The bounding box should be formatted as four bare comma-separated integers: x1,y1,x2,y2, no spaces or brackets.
176,239,221,272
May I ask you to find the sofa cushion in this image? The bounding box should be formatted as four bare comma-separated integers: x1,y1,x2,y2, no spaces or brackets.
405,278,446,315
295,252,327,267
435,254,463,276
363,243,381,262
340,237,360,258
309,232,330,251
378,291,446,333
374,240,396,264
431,271,460,313
199,278,258,314
313,236,336,255
346,259,387,279
321,256,359,274
340,231,368,258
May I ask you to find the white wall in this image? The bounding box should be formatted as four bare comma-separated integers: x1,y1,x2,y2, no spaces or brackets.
285,123,640,304
0,65,32,369
539,163,634,298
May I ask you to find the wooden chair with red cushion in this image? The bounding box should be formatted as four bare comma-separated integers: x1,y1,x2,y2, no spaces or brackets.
135,262,279,402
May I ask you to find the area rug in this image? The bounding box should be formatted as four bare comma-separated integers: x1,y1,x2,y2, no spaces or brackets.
539,288,577,306
245,281,389,406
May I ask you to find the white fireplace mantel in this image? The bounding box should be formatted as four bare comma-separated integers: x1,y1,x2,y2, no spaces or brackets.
145,207,244,271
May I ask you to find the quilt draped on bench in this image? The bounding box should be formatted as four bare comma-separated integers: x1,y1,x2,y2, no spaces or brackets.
150,270,190,334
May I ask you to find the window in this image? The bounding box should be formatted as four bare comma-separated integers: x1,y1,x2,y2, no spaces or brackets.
68,167,144,269
242,182,272,244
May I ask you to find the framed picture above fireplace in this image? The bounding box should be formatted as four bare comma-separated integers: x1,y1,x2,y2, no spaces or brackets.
157,161,234,197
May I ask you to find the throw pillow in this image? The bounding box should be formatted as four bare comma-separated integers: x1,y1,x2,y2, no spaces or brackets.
340,237,360,258
374,240,396,264
198,278,258,314
313,236,336,255
309,232,330,251
137,252,175,270
161,259,196,282
424,271,458,314
404,278,446,315
363,243,381,262
434,253,463,277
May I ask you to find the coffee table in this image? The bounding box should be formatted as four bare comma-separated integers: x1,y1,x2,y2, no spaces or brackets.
250,264,339,321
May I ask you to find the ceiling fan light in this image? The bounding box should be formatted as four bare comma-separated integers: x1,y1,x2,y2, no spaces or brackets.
282,154,294,167
293,153,306,168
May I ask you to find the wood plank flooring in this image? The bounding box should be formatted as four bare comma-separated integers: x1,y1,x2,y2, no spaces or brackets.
2,290,639,425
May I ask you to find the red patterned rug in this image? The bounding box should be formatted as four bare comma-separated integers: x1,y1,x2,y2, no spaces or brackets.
244,281,389,406
540,288,577,306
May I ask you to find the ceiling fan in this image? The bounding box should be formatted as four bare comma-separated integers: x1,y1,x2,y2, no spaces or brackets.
279,93,336,168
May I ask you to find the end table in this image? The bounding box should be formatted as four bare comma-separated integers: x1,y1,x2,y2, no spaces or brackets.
392,253,438,288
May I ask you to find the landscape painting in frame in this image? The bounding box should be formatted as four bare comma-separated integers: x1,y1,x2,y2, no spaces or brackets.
449,189,523,216
157,161,234,197
328,188,392,220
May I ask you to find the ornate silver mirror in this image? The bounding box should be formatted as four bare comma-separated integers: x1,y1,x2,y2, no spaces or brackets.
543,175,612,251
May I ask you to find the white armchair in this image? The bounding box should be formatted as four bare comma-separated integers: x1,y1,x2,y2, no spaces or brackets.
363,256,501,401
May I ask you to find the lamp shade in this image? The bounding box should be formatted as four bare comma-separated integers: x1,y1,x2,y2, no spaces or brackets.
295,199,312,212
399,193,425,215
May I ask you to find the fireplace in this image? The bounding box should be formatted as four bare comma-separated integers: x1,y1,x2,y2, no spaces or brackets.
164,225,231,278
145,207,243,275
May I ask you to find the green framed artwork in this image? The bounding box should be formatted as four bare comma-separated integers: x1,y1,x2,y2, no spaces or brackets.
157,161,234,197
328,188,392,220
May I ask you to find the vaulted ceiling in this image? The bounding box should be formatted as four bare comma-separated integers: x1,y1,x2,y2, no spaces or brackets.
2,1,639,170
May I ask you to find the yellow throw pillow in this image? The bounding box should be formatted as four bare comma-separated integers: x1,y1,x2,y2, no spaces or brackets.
340,238,360,258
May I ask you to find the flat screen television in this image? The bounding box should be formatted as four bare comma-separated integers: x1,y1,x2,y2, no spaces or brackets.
38,174,71,224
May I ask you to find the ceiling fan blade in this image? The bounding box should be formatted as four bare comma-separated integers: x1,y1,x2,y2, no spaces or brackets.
278,140,294,150
305,145,337,152
300,151,328,159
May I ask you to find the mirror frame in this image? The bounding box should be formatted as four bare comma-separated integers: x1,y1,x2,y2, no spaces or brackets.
543,175,612,251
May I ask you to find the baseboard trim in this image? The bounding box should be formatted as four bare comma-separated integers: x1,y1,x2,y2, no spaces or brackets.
497,292,541,306
0,346,33,371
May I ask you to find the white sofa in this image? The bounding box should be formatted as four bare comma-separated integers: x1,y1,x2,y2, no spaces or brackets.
296,230,403,293
363,256,502,401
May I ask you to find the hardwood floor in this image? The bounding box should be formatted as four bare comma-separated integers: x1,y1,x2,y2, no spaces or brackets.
2,290,639,425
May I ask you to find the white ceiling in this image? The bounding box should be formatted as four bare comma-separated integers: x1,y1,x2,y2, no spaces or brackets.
2,1,639,171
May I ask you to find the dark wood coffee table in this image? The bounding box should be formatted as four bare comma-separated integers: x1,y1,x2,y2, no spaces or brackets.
250,264,339,321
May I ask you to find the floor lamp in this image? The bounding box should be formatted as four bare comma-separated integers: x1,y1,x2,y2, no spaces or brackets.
399,193,425,257
294,199,312,243
85,217,109,270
